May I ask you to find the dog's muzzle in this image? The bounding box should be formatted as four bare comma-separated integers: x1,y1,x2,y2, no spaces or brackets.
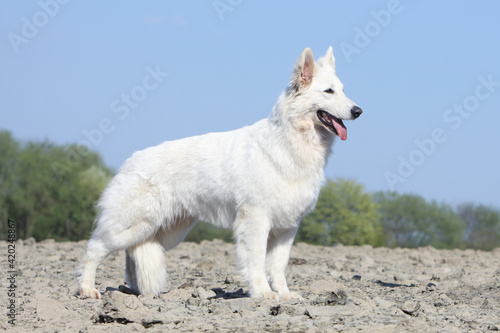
317,106,362,141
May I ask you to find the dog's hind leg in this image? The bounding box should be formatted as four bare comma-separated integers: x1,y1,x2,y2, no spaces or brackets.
125,217,197,295
266,226,303,301
76,237,109,299
77,219,158,299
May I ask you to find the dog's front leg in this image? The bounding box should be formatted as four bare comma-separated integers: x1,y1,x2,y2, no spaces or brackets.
266,226,303,301
233,208,278,300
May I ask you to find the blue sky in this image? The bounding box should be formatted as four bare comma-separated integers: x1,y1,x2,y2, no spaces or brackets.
1,1,500,208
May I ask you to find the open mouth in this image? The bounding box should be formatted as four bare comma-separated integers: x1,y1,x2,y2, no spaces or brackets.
317,110,347,141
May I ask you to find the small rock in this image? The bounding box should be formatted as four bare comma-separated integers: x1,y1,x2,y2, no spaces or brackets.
352,275,362,281
195,260,214,271
426,282,437,292
468,322,480,330
394,274,408,282
224,275,235,284
400,300,420,316
178,282,193,289
433,293,451,307
315,290,348,306
192,286,216,300
23,237,36,245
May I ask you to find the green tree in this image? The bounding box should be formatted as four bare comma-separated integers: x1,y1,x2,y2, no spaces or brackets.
0,131,20,234
373,192,465,249
0,132,112,241
297,179,384,246
458,203,500,250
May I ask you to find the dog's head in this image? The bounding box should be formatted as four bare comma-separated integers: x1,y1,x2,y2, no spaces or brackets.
289,47,362,141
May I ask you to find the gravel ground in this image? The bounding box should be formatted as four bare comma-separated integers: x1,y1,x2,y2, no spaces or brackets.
1,238,499,332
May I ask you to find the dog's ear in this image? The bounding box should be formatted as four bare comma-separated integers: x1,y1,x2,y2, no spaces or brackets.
291,47,315,92
325,46,336,68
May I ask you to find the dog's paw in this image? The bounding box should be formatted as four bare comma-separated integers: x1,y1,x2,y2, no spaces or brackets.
278,291,303,302
79,286,101,299
252,290,279,301
261,291,280,301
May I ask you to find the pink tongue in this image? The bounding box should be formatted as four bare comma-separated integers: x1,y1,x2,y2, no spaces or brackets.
332,119,347,141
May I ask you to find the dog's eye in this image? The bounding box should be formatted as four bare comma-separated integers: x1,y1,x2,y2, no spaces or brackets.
324,88,334,94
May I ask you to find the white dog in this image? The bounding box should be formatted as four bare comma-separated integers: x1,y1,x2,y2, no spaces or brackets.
77,46,362,301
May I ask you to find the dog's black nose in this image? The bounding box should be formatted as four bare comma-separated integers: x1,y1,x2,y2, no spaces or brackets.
351,106,362,119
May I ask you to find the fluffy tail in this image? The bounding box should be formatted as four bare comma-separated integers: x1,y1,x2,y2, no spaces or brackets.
125,240,167,295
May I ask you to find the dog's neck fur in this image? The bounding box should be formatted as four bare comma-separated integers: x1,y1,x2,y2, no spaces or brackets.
266,89,334,178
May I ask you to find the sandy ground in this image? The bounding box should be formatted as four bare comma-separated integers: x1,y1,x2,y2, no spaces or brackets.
1,238,499,332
